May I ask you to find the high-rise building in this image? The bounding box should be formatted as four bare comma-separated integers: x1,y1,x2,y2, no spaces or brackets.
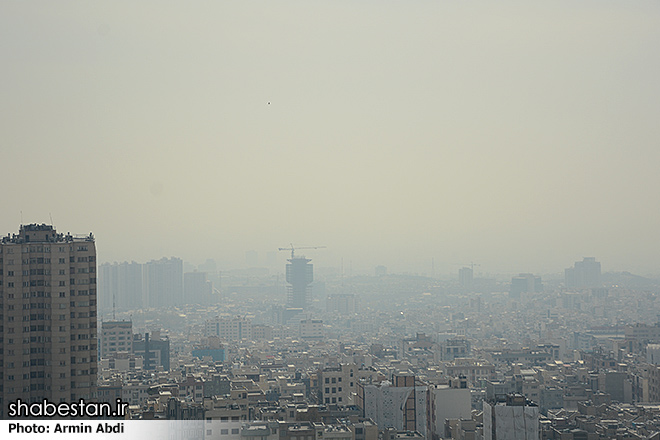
100,320,133,358
142,257,183,308
286,256,313,308
0,224,97,415
184,271,213,305
565,257,601,289
99,261,143,314
510,273,543,300
326,293,357,314
458,267,473,288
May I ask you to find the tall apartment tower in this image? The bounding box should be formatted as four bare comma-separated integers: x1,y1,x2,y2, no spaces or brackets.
142,257,183,308
98,261,143,314
458,267,474,288
0,224,97,415
565,257,601,289
286,256,313,308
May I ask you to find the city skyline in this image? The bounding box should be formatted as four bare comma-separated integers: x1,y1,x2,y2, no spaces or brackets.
3,2,660,433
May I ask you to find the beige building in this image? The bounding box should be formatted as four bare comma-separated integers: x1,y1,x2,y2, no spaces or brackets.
205,315,253,341
445,358,497,386
299,319,323,340
0,224,97,415
319,363,381,405
100,320,133,358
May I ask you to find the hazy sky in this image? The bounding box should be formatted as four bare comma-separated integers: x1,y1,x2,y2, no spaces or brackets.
2,1,659,275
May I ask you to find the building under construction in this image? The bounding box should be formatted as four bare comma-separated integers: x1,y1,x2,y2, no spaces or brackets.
286,256,313,308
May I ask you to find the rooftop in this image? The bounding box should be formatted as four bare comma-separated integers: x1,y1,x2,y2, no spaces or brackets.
1,223,94,244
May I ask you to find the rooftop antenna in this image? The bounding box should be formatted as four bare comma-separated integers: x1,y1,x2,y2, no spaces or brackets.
49,213,53,225
20,210,23,226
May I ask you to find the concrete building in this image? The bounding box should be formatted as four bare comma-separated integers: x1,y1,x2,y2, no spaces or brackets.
438,337,471,361
458,267,473,288
183,271,213,305
445,358,496,386
99,352,144,372
319,363,380,405
510,273,543,301
100,320,133,358
205,315,253,341
142,257,183,307
299,319,324,341
433,379,472,437
286,256,313,308
326,294,357,315
0,224,98,415
565,257,601,289
357,374,434,439
133,331,170,371
98,261,143,314
483,395,539,440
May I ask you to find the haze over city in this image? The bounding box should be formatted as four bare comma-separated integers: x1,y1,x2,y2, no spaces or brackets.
2,1,660,275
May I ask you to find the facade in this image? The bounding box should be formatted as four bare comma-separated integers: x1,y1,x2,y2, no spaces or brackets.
510,273,543,300
98,261,143,314
358,374,434,439
432,381,472,437
458,267,473,288
445,358,497,385
483,395,539,440
326,294,357,315
0,224,98,415
133,331,170,371
438,337,471,361
100,320,133,358
205,316,253,341
565,257,601,289
184,271,213,305
299,319,324,340
142,257,183,308
286,257,313,308
319,363,381,405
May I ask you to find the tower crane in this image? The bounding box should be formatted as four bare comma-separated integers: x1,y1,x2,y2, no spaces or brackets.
278,244,326,259
452,262,481,272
